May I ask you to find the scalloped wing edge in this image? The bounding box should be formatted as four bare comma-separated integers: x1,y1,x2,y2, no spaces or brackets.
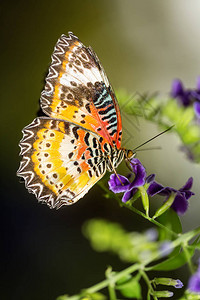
17,117,105,209
41,32,79,110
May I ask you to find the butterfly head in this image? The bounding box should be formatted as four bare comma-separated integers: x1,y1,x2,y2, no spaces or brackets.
125,149,136,161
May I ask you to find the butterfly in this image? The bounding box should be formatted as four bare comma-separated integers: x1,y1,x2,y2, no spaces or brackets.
17,32,134,209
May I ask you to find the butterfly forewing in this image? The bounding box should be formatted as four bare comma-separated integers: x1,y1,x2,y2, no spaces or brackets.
40,33,122,149
18,117,107,208
18,32,124,207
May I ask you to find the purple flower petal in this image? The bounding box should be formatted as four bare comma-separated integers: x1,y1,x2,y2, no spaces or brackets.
183,190,195,200
188,273,200,293
108,174,130,193
147,175,194,215
129,159,146,189
179,177,195,202
179,177,193,191
129,158,143,173
122,188,138,203
147,181,171,197
171,193,188,215
191,91,200,101
171,77,200,110
196,76,200,91
108,159,148,203
171,79,193,106
194,101,200,119
174,279,184,289
180,91,192,106
146,174,155,184
171,79,184,98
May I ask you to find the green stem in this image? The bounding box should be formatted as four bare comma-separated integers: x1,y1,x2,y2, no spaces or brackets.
107,285,117,300
64,227,200,300
98,181,178,238
85,263,141,295
122,202,178,238
147,290,151,300
64,263,141,300
182,243,195,274
140,270,158,300
105,267,117,300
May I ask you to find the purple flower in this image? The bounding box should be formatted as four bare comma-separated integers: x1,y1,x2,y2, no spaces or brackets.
188,260,200,294
108,158,146,203
171,79,191,106
108,174,130,193
197,77,200,90
147,177,194,215
174,279,184,289
194,101,200,119
191,76,200,101
171,77,200,117
146,174,155,184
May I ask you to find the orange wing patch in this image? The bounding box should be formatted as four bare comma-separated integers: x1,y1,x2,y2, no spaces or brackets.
17,117,107,208
40,33,122,149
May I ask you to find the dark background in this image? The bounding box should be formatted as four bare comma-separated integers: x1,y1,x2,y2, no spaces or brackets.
1,1,200,299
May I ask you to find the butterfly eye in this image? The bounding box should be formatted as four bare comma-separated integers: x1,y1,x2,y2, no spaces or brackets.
127,150,135,160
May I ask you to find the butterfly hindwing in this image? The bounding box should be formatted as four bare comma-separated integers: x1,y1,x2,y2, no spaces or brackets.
40,32,122,149
17,117,107,208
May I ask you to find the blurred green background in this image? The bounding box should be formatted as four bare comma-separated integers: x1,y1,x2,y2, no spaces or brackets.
1,0,200,299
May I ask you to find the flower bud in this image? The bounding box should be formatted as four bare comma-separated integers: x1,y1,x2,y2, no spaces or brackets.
151,290,173,298
153,194,175,219
153,277,183,288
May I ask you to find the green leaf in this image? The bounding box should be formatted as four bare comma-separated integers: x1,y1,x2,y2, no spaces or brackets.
158,209,182,237
157,209,182,256
157,208,182,257
149,246,195,271
116,277,141,299
116,274,132,285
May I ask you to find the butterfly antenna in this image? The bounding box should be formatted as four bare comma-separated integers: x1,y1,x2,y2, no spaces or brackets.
132,125,174,152
136,146,162,152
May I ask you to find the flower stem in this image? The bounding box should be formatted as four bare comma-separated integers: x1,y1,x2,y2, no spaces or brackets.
107,285,117,300
140,270,158,300
122,201,178,238
67,263,141,299
182,243,195,274
98,181,178,237
63,226,200,300
105,267,117,300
